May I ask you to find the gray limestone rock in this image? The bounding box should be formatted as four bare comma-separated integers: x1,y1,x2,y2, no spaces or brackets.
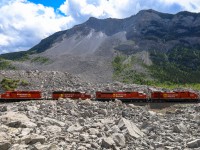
46,125,62,134
112,133,126,147
21,134,46,144
91,142,99,149
29,134,46,144
0,142,11,150
0,106,7,112
43,117,65,127
118,118,144,138
67,124,83,132
173,123,188,133
89,128,99,135
187,139,200,148
101,137,115,148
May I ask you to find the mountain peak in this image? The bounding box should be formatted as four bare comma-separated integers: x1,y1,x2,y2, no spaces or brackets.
138,9,160,14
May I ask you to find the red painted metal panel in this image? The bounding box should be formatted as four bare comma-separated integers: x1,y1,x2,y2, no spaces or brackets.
151,91,199,100
52,91,91,100
96,91,147,99
0,91,41,100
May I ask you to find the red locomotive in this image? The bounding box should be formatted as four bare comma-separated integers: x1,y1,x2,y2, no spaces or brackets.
151,91,199,102
52,91,91,100
96,91,147,102
0,91,42,100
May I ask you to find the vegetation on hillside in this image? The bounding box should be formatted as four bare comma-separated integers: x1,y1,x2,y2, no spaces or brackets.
112,55,151,84
112,48,200,90
0,51,30,61
149,48,200,83
0,78,29,91
0,78,20,91
31,56,50,64
0,58,16,70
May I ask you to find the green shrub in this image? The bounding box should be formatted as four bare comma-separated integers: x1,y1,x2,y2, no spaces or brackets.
0,78,20,91
31,56,50,64
0,59,16,70
20,80,29,86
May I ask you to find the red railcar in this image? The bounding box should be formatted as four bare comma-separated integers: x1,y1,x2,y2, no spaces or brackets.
0,91,42,100
52,91,91,100
96,91,147,102
151,91,199,102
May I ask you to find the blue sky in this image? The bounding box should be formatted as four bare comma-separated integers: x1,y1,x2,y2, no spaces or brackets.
29,0,64,9
0,0,200,54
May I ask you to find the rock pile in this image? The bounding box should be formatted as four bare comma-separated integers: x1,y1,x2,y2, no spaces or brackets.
0,70,199,98
0,70,82,97
0,99,199,150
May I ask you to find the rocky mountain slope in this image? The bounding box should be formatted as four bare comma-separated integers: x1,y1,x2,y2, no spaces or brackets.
1,9,200,83
0,70,152,98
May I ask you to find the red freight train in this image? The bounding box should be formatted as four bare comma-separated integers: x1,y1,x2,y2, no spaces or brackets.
96,91,147,102
0,90,199,103
52,91,91,100
151,91,199,102
0,91,42,100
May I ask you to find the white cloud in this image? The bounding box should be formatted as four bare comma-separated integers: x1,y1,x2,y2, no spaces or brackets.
1,0,200,54
0,0,75,53
59,0,200,20
161,0,200,12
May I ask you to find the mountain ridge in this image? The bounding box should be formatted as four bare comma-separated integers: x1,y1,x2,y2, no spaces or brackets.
1,9,200,83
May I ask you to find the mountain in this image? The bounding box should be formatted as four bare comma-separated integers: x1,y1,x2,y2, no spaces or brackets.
1,9,200,83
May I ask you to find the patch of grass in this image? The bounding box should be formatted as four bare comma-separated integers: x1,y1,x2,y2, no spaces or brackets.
0,58,16,70
31,56,50,64
20,80,29,86
16,54,30,61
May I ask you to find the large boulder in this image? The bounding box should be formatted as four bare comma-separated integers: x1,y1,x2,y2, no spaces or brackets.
101,137,115,148
173,122,188,133
0,112,36,128
187,139,200,148
118,118,144,138
0,142,11,150
112,133,126,147
43,117,65,127
67,124,83,132
21,134,46,144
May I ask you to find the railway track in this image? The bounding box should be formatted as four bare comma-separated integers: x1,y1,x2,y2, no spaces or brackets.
0,98,199,103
